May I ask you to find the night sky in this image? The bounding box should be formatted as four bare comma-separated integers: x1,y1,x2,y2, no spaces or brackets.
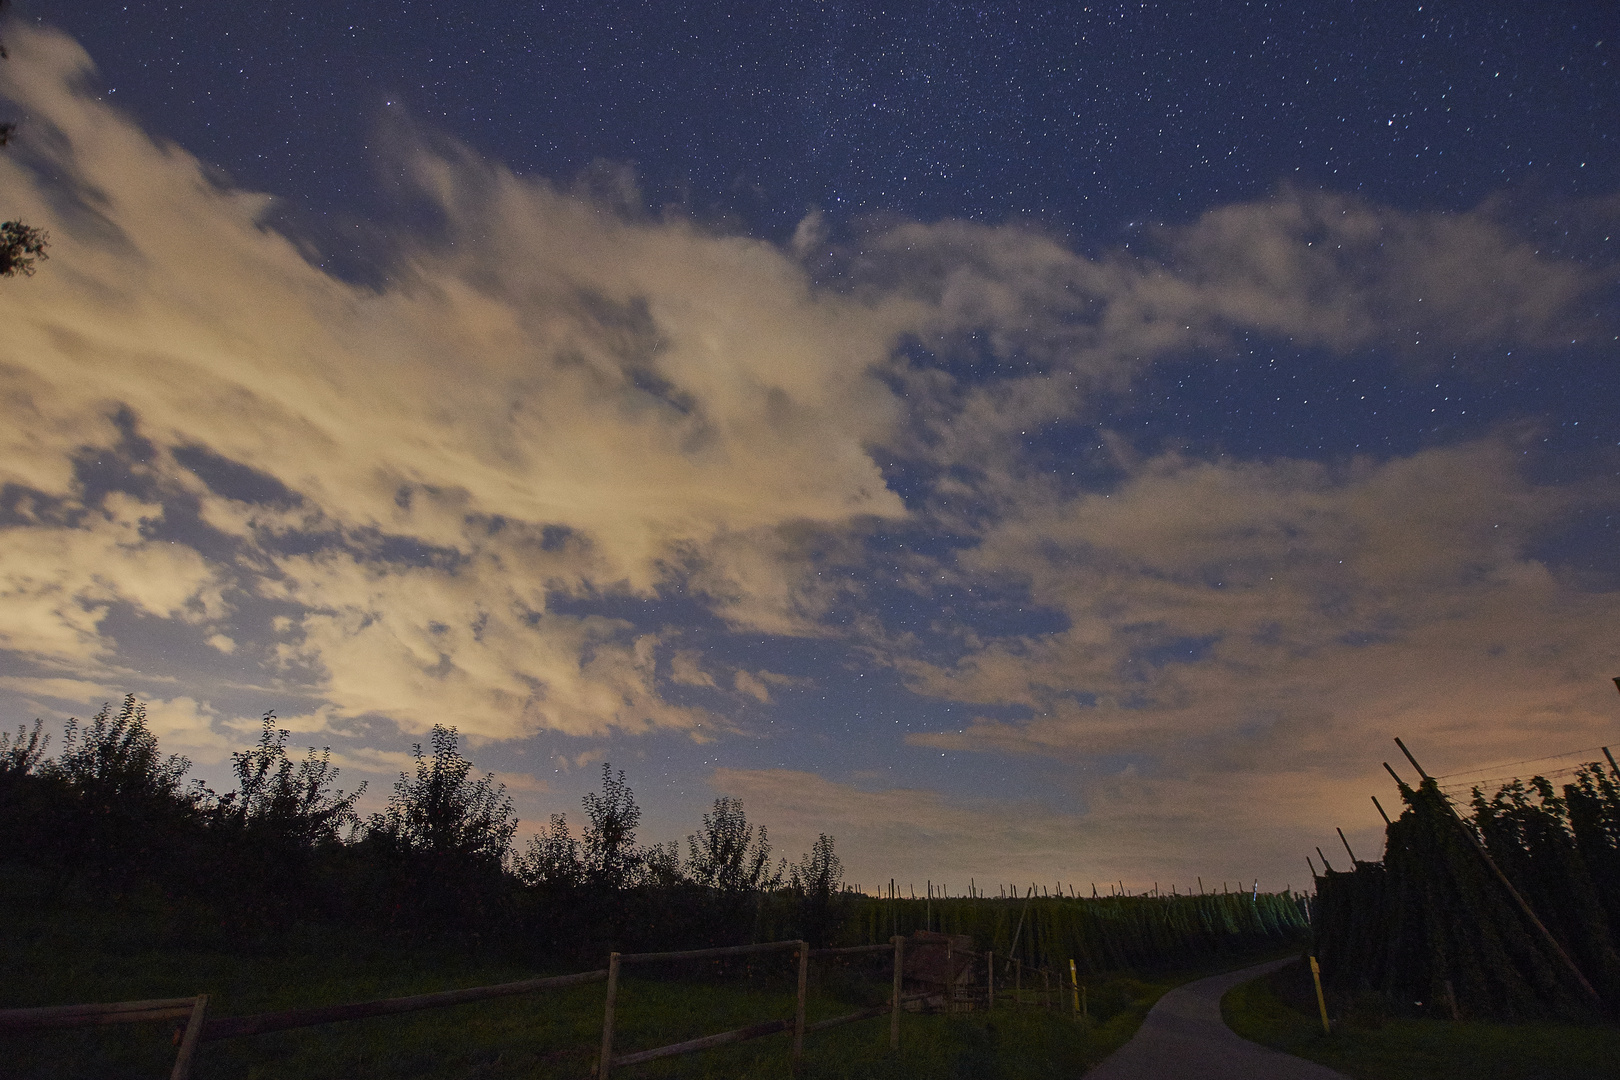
1,1,1616,893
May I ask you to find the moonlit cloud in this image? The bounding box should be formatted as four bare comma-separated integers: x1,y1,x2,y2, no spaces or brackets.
1,24,1613,887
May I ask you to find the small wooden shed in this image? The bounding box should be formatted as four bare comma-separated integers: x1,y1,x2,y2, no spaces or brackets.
901,930,976,1011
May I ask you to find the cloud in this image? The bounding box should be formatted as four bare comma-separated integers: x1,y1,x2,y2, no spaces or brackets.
733,670,771,703
0,26,914,737
668,651,717,687
0,491,227,667
893,433,1619,843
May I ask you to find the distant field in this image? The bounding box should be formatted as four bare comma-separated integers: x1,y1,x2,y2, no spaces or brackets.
0,867,1292,1078
1221,956,1620,1080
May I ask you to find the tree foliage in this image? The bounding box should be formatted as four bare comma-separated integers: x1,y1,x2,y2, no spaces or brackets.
0,3,47,279
50,695,192,804
0,717,48,780
790,832,844,896
0,696,849,959
581,762,641,889
515,812,584,888
370,724,516,869
686,795,776,893
0,219,46,276
214,712,364,848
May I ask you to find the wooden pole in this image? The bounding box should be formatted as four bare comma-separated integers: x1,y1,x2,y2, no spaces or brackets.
1069,960,1079,1021
599,952,620,1080
986,950,994,1010
1308,956,1330,1034
1393,736,1603,1006
1042,968,1050,1010
945,937,953,1014
1007,885,1033,965
1371,795,1392,825
792,941,808,1073
1604,746,1620,782
1337,827,1357,863
169,995,207,1080
890,935,903,1051
1014,957,1022,1009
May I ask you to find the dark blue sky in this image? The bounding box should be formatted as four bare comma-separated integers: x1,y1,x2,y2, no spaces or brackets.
1,1,1616,890
31,2,1617,231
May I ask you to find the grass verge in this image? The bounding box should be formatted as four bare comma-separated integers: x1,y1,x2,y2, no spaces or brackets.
1221,956,1620,1080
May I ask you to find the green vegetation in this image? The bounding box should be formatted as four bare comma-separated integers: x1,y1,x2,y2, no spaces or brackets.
1312,763,1620,1020
0,695,1309,1076
1223,957,1620,1080
1,863,1275,1078
815,889,1307,976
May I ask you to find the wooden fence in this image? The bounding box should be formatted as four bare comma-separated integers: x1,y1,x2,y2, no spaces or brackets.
0,932,1105,1077
0,995,210,1080
597,938,925,1078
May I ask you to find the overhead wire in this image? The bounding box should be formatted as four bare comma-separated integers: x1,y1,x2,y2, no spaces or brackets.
1429,746,1610,781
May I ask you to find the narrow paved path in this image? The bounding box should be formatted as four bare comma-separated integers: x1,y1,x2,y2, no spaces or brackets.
1084,959,1349,1079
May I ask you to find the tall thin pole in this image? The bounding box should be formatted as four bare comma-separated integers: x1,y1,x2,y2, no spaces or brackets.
986,950,994,1010
793,941,809,1073
890,935,904,1051
1007,884,1033,964
1372,795,1392,825
598,952,620,1080
787,939,806,1075
1337,827,1358,863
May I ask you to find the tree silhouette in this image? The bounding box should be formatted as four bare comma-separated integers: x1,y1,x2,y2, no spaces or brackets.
582,762,642,889
370,724,516,869
0,2,48,278
214,712,365,849
686,795,775,893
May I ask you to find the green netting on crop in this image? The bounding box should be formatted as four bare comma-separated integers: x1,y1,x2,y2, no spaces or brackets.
1313,764,1620,1021
758,888,1308,975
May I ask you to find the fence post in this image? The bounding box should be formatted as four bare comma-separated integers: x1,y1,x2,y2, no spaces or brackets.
1014,958,1021,1009
792,941,808,1074
599,952,621,1079
1309,955,1330,1034
170,995,208,1080
1069,960,1079,1021
986,950,994,1010
890,935,903,1051
945,938,953,1013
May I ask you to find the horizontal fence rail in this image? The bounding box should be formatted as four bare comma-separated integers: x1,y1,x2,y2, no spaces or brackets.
809,943,896,957
200,968,608,1041
612,1017,793,1068
0,995,210,1080
616,940,804,965
599,937,918,1078
0,997,200,1031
